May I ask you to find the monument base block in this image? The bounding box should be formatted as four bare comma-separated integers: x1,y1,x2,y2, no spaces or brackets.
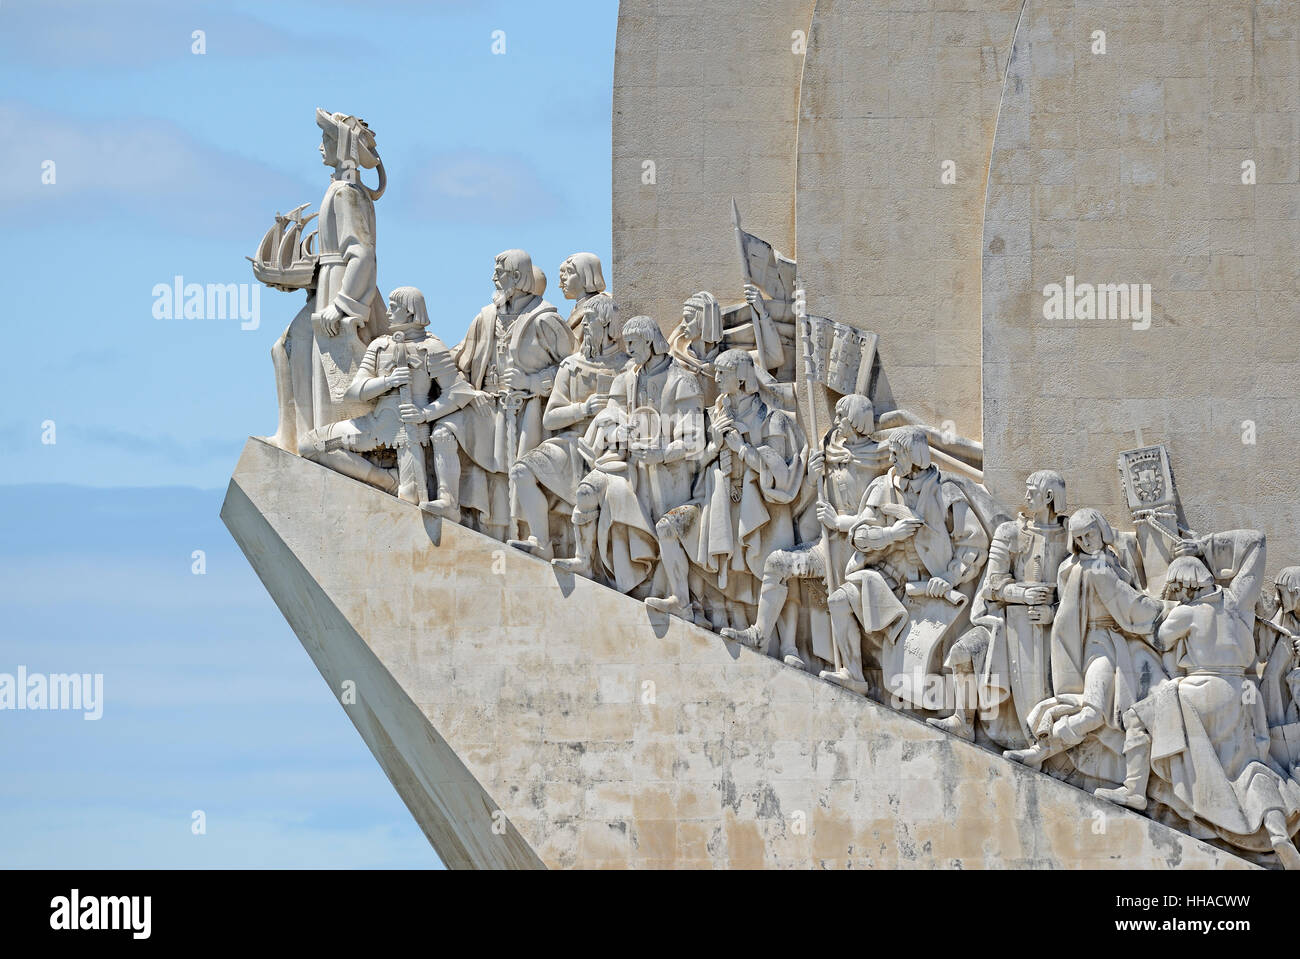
221,438,1255,869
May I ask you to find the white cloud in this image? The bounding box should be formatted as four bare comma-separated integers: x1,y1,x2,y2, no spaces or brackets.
0,101,313,237
404,150,564,223
0,0,365,68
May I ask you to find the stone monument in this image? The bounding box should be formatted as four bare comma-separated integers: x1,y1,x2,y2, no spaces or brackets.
224,0,1300,869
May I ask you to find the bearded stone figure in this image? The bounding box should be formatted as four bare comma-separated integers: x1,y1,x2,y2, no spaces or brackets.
645,349,806,630
424,249,573,536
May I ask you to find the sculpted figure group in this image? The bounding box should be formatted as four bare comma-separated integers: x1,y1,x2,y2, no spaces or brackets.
251,110,1300,868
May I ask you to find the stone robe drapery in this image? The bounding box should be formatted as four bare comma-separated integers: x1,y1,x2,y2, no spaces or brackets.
583,356,705,592
796,431,891,664
1258,607,1300,769
522,348,627,505
1027,550,1166,786
283,176,388,446
838,466,988,646
1134,531,1300,848
957,514,1070,749
675,394,805,607
441,294,572,526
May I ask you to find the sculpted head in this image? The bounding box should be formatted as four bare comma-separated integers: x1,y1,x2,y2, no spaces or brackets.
621,314,667,366
888,426,931,476
1068,507,1114,556
579,293,620,358
493,250,534,300
316,108,379,170
679,291,722,344
531,265,547,297
1276,567,1300,615
714,348,757,398
1163,555,1215,603
1025,469,1067,519
559,253,606,300
834,394,874,438
387,286,430,330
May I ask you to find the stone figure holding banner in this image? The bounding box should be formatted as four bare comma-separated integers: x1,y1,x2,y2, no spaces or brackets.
820,426,988,699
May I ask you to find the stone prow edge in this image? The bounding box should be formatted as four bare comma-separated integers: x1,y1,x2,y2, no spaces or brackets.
220,442,545,869
220,436,1258,869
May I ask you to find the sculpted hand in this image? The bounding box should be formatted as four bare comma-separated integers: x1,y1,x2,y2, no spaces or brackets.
808,450,825,478
469,390,494,412
426,352,457,382
583,394,606,417
743,284,763,309
1024,585,1052,606
926,576,953,599
318,304,344,337
1027,605,1055,625
1173,537,1202,558
387,366,411,390
816,501,838,530
1291,636,1300,660
723,429,745,453
501,368,528,392
630,442,664,465
893,517,924,541
398,403,426,424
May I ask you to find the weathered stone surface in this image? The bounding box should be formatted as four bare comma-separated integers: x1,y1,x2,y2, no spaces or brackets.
222,437,1255,869
982,0,1300,560
612,0,817,329
796,0,1023,442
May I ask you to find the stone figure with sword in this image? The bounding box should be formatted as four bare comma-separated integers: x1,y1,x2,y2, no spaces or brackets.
301,287,466,504
425,249,572,538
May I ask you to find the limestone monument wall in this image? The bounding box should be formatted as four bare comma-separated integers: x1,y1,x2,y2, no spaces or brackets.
796,0,1022,441
223,439,1252,869
612,0,816,326
982,1,1300,562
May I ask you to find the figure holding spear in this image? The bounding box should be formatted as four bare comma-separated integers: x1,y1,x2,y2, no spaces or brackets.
719,313,887,667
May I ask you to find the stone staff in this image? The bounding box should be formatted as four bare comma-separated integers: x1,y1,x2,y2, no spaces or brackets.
800,313,843,676
391,331,430,504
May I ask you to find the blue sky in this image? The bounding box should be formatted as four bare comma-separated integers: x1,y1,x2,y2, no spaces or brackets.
0,0,618,867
